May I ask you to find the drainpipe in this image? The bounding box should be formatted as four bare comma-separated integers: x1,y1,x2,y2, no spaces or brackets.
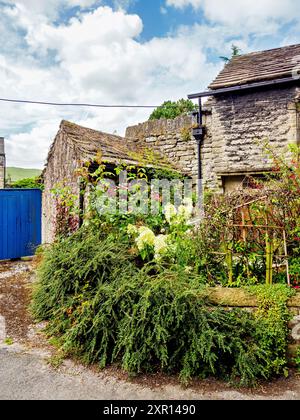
192,98,205,204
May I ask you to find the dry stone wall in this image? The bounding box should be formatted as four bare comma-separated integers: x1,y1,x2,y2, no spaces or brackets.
208,287,300,358
126,115,205,180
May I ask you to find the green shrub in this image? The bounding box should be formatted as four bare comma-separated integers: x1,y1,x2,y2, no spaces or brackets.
8,176,43,190
32,227,293,386
149,99,197,121
295,347,300,371
32,226,137,320
252,285,294,378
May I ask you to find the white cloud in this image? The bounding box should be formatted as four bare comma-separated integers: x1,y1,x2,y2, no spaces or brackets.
5,0,99,20
1,1,300,168
5,121,59,168
166,0,201,8
1,4,221,168
166,0,300,32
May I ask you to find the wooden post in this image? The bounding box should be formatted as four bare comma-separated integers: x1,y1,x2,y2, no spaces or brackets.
226,242,234,286
283,230,291,286
241,207,251,280
241,208,247,243
265,230,274,285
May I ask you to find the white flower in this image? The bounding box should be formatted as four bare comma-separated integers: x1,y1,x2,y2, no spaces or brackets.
127,224,138,236
178,205,193,221
154,235,169,260
135,227,155,251
164,204,177,224
183,198,193,208
177,199,194,223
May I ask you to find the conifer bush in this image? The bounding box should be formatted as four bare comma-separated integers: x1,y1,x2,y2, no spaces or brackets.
32,226,291,386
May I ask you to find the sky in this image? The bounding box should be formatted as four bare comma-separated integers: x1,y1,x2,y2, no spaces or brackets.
1,0,300,168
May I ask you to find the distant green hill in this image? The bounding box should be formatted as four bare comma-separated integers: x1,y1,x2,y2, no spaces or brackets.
6,167,42,182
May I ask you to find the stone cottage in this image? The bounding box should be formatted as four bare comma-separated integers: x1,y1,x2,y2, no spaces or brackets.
0,137,5,189
43,43,300,241
42,120,179,243
127,43,300,193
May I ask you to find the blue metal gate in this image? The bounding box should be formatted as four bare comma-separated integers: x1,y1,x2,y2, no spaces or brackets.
0,189,42,260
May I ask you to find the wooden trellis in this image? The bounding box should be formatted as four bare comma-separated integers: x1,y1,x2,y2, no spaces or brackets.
213,196,290,286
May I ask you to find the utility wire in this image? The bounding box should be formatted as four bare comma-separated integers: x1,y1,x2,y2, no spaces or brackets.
0,97,158,109
0,97,199,109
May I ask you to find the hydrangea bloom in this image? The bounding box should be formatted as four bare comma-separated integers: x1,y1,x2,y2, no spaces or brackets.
135,227,156,251
178,200,193,222
165,199,194,226
127,224,138,236
154,235,169,260
164,204,177,224
183,198,194,214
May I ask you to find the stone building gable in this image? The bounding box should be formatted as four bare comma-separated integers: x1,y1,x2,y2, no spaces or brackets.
42,120,181,243
42,127,82,243
184,43,300,192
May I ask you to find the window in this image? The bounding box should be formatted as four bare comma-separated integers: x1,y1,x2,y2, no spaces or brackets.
222,174,268,193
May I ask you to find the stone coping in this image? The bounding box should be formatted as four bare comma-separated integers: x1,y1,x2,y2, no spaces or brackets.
207,287,300,308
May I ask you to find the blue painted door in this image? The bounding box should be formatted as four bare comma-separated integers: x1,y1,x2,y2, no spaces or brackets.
0,189,42,260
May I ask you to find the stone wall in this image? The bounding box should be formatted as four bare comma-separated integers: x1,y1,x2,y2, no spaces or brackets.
207,287,300,359
0,137,5,189
126,86,300,192
204,86,300,191
126,114,211,180
42,130,82,243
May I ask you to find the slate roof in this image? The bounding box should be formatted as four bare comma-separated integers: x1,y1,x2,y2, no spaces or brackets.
209,43,300,90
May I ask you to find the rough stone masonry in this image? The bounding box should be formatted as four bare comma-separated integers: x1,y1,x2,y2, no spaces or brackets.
125,113,209,182
126,86,300,193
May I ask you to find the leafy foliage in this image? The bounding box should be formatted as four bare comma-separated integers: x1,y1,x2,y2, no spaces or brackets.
31,227,136,320
295,347,300,371
49,144,300,288
196,145,300,287
51,184,81,238
252,285,294,378
149,99,197,121
31,143,299,386
8,176,43,190
32,224,293,386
